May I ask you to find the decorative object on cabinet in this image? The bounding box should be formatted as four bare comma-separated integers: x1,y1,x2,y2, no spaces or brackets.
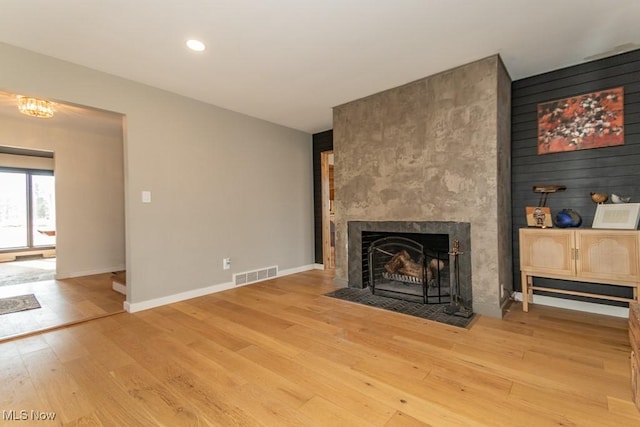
518,228,640,312
611,193,631,204
526,206,553,228
526,185,567,228
590,192,609,204
532,184,566,206
537,86,624,154
554,209,582,228
592,203,640,230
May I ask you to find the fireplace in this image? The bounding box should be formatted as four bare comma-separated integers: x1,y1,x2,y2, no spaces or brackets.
348,221,472,310
333,56,511,318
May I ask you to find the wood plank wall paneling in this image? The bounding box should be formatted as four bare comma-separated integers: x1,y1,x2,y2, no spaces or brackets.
313,130,333,264
511,48,640,306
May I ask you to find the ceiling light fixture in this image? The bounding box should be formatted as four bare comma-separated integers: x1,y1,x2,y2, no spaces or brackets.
186,39,206,52
17,96,54,118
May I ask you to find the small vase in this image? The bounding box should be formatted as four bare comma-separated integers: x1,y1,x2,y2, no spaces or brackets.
554,209,582,228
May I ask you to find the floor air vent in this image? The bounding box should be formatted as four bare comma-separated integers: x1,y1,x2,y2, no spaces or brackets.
234,266,278,287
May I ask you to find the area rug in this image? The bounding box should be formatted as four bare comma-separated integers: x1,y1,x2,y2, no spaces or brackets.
0,260,56,287
0,294,41,315
325,287,475,328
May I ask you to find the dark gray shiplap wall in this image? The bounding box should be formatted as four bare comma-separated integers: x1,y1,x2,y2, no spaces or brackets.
511,48,640,305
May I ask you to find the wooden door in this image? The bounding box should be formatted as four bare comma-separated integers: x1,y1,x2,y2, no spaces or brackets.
519,228,574,276
576,229,639,283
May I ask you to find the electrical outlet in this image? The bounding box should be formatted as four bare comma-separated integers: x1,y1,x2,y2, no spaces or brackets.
223,258,231,270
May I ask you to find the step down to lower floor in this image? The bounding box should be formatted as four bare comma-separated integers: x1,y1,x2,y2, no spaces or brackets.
112,271,126,295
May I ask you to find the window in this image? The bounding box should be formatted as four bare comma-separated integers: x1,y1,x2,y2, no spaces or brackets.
0,168,55,251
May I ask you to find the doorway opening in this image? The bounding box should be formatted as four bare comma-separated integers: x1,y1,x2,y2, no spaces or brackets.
0,90,126,341
321,150,335,269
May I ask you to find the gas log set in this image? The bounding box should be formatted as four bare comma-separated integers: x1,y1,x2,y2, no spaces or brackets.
383,249,445,286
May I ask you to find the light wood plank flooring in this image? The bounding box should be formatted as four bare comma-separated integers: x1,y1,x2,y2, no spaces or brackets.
0,273,125,341
0,269,638,426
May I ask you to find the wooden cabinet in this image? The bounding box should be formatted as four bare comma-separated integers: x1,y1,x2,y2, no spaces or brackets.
519,228,640,312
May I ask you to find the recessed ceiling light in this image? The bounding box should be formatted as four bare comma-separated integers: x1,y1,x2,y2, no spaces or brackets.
186,39,206,52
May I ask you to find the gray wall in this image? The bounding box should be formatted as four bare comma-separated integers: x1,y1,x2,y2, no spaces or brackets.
333,56,512,318
0,117,125,278
0,42,314,306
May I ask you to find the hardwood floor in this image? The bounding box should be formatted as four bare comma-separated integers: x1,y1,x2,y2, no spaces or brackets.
0,269,638,426
0,273,125,341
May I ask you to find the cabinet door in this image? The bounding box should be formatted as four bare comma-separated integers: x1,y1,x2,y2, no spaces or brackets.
519,228,574,276
576,230,639,283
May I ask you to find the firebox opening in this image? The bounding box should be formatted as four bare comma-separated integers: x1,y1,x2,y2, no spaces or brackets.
363,231,450,304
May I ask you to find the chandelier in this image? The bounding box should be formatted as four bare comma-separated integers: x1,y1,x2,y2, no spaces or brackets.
17,96,54,118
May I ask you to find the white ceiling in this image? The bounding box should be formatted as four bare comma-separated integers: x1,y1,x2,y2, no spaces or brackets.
1,0,640,134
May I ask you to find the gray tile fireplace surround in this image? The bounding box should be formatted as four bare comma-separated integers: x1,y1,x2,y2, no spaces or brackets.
347,221,472,309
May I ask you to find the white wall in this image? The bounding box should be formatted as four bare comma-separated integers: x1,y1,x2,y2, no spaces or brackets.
0,116,125,278
0,42,315,305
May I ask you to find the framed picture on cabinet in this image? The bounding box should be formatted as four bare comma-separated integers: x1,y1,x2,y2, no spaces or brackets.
592,203,640,229
526,206,553,228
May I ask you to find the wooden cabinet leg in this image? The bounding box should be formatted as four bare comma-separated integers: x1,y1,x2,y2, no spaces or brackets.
521,272,529,312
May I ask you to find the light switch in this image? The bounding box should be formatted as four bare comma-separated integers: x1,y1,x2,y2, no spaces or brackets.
142,191,151,203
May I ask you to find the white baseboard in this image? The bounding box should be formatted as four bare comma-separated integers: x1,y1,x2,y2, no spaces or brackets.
513,292,629,318
112,281,126,295
124,263,317,313
124,280,235,313
314,263,325,270
57,264,126,279
277,264,316,276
